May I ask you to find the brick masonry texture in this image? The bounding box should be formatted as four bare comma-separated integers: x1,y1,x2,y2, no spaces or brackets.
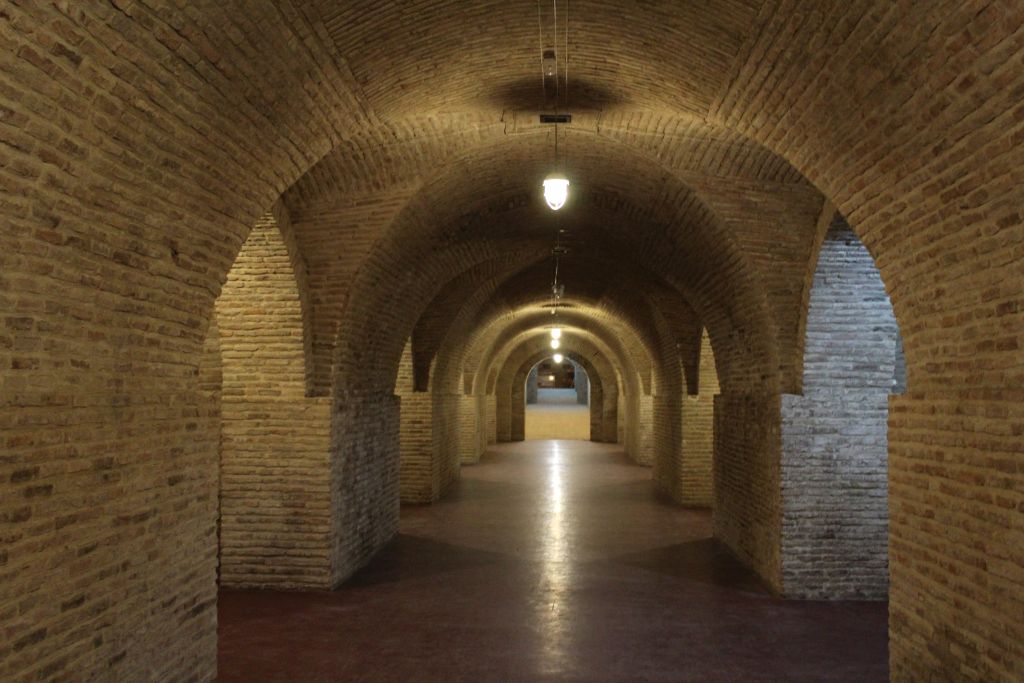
655,328,719,506
1,2,1022,681
780,217,898,599
215,208,333,589
714,392,783,592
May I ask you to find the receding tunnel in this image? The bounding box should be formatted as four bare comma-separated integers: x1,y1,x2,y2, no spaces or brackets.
1,4,1020,682
524,356,591,441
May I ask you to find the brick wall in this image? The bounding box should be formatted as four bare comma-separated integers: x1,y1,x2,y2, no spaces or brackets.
680,329,719,507
398,392,434,503
0,1,365,677
495,341,620,448
397,339,466,503
588,374,605,442
888,393,1024,678
216,209,333,589
330,391,400,586
654,328,718,505
714,393,783,592
431,392,462,498
458,394,482,464
2,3,1022,681
780,217,897,599
630,395,655,466
485,394,497,445
397,341,434,503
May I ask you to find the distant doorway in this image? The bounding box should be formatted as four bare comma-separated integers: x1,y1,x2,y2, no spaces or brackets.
525,358,590,440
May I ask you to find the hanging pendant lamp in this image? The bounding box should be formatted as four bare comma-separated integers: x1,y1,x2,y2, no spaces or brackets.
543,174,569,210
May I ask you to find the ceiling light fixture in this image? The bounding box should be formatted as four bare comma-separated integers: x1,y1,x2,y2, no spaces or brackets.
539,0,570,212
537,1,571,349
553,353,564,363
543,174,569,211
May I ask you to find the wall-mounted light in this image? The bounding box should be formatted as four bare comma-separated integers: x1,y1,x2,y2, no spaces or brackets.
553,353,563,363
550,338,560,350
543,174,569,211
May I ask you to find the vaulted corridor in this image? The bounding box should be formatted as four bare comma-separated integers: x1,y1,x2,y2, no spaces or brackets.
219,440,887,682
2,3,1023,681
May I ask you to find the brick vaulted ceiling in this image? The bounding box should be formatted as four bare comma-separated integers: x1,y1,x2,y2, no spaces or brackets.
3,2,1023,681
275,0,827,400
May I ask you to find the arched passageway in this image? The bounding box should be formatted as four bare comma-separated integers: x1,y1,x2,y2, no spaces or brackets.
524,357,591,441
2,3,1022,682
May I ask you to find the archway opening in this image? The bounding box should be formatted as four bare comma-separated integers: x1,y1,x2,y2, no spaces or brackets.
525,358,591,441
777,212,903,598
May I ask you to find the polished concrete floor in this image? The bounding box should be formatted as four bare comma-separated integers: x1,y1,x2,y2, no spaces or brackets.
218,441,888,682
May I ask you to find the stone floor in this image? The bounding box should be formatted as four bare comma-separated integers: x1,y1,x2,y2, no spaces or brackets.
218,441,888,682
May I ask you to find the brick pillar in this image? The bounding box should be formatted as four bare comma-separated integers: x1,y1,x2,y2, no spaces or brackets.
216,210,334,589
330,391,400,586
680,329,718,507
713,393,783,593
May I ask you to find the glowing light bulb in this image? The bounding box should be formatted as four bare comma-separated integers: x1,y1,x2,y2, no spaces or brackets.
550,338,560,350
553,353,563,363
543,175,569,210
548,374,556,381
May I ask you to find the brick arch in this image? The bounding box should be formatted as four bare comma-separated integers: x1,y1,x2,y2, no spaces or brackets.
302,8,1024,674
472,310,648,399
212,204,330,589
410,254,539,392
450,255,693,394
326,133,780,400
778,215,901,599
463,303,651,397
217,204,315,396
514,352,603,443
414,252,698,398
331,235,549,394
472,311,663,466
496,336,621,446
486,323,657,461
707,4,1023,392
707,13,1024,668
0,4,371,678
486,325,625,395
4,4,1022,680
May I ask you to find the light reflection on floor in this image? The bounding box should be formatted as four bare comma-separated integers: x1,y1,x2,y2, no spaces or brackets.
218,440,889,682
540,441,570,673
